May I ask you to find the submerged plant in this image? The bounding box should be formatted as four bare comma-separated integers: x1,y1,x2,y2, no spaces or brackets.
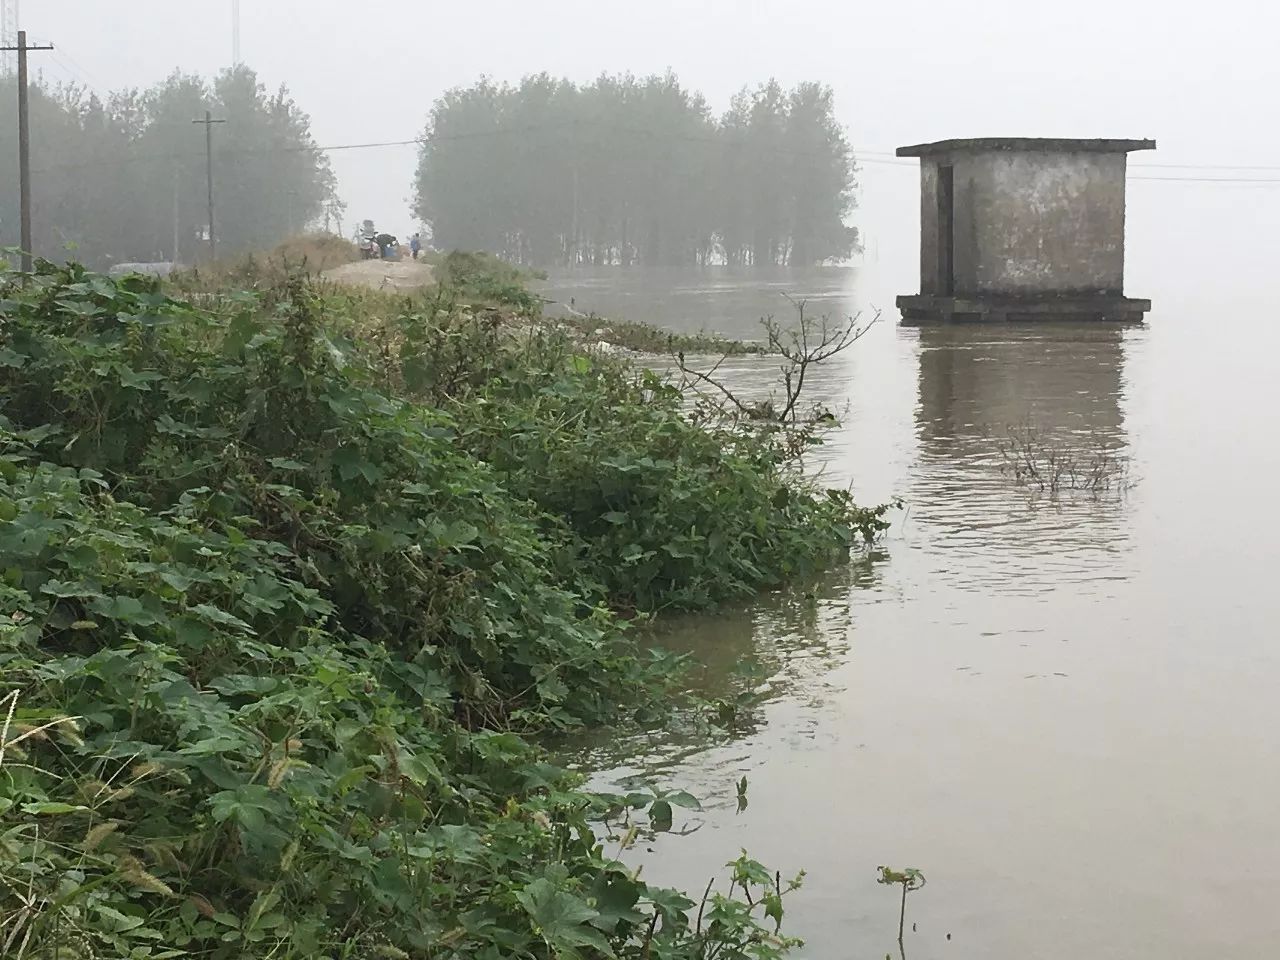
993,423,1133,496
877,866,927,951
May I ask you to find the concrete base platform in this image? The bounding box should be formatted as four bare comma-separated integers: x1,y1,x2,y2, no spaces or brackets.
897,294,1151,325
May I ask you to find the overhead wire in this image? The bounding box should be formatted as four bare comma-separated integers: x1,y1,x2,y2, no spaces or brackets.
22,115,1280,185
49,47,108,97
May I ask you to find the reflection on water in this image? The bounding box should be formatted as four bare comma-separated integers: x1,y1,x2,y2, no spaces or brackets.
569,563,875,789
909,324,1133,594
539,267,1280,959
916,324,1127,440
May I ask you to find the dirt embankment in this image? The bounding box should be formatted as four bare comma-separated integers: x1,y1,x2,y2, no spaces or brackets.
321,258,435,292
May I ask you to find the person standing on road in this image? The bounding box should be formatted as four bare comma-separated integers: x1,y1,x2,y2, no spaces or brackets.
410,233,421,260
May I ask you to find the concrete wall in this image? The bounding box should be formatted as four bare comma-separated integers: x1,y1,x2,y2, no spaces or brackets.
921,149,1128,298
919,162,941,293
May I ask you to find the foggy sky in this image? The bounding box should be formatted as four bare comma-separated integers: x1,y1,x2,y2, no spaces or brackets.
26,0,1280,293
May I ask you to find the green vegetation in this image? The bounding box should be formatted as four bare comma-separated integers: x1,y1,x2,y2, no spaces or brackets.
415,74,857,267
0,68,338,269
432,250,545,314
876,867,927,958
555,312,765,358
0,257,885,958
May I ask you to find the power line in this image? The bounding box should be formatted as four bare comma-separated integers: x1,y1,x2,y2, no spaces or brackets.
48,45,105,95
7,56,1280,179
19,114,1280,187
1132,161,1280,171
315,137,421,152
1129,174,1280,184
47,50,98,95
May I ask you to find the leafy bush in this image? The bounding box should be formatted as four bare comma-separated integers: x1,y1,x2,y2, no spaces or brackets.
0,261,880,957
380,283,888,611
434,251,544,313
453,343,878,610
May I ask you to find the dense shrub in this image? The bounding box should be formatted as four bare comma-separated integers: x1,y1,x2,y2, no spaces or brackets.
0,261,879,957
433,251,544,313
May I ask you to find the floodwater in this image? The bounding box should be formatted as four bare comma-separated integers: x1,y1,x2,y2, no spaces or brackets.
537,266,1280,959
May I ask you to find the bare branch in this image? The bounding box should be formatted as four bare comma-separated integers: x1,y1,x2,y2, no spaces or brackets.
670,296,881,466
673,348,759,420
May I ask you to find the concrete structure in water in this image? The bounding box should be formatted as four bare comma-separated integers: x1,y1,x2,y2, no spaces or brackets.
896,137,1155,323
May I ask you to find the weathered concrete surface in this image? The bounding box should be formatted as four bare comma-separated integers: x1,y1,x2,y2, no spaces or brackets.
900,137,1154,322
897,293,1151,324
956,151,1126,296
919,162,941,293
898,137,1155,157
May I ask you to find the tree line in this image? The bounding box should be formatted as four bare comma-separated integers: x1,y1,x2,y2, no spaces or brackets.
0,67,338,268
2,67,856,271
413,73,858,268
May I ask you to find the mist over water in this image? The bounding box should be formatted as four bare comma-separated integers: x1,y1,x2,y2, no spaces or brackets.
543,252,1280,958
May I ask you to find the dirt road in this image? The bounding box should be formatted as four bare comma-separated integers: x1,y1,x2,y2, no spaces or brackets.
321,258,434,292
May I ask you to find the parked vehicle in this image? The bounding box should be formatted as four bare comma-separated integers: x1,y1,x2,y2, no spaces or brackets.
356,219,380,259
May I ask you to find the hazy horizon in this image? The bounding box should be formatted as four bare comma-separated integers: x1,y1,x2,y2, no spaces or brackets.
23,1,1280,291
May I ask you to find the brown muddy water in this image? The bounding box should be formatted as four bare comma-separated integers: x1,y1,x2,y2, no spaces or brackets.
537,266,1280,959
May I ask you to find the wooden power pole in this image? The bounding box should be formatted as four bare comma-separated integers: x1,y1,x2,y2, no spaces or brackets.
2,30,54,272
171,163,181,264
191,110,226,262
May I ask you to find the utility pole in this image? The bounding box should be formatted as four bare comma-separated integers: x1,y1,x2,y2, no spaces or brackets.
569,119,580,267
3,30,53,272
570,162,579,267
171,163,181,264
231,0,241,66
191,110,225,262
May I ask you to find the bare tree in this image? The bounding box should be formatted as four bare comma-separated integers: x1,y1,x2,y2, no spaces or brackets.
674,294,879,429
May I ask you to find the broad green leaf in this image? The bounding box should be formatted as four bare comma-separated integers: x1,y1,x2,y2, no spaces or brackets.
515,879,613,955
763,892,784,932
649,799,673,831
190,604,253,633
643,885,695,919
93,904,146,932
663,789,702,810
334,764,374,794
588,873,644,932
0,347,27,368
88,595,161,626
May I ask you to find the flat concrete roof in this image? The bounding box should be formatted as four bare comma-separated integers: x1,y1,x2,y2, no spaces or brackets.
896,137,1156,157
